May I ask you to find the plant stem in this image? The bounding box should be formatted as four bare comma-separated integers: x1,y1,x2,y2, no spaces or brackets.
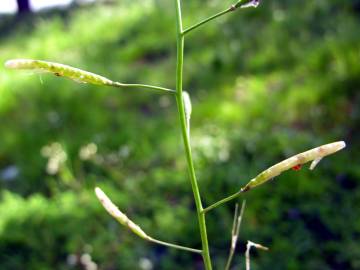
149,238,202,254
174,1,212,269
203,191,243,213
112,82,176,93
182,1,243,35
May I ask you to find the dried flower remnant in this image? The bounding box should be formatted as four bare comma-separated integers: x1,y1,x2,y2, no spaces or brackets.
310,157,323,170
241,141,346,192
240,0,260,9
224,201,246,270
245,241,268,270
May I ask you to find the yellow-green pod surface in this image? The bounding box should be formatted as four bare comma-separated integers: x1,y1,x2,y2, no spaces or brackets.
5,59,113,86
95,187,149,240
241,141,346,192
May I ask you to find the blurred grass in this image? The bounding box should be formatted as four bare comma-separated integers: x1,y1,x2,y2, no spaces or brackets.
0,0,359,269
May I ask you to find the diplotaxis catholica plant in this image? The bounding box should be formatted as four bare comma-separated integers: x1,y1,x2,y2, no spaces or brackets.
5,1,346,269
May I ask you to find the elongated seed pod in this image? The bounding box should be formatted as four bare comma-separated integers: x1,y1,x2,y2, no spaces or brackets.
241,141,346,192
95,187,150,240
5,59,114,86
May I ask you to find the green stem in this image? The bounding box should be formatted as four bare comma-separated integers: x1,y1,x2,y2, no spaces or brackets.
112,82,176,94
203,191,243,213
174,1,212,270
182,0,243,35
149,238,202,254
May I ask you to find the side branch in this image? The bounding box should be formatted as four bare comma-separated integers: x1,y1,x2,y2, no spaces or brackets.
203,191,242,214
112,82,175,94
149,238,202,254
182,8,232,36
182,0,260,36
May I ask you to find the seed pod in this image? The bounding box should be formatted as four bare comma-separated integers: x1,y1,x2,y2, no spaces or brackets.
95,187,149,240
241,141,346,192
5,59,113,86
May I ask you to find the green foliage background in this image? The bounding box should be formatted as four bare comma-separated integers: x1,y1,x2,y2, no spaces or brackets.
0,0,359,269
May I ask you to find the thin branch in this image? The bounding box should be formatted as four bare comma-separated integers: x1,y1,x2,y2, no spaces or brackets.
149,238,202,254
203,190,242,213
224,201,246,270
182,8,232,36
182,0,260,35
112,82,176,94
245,241,268,270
